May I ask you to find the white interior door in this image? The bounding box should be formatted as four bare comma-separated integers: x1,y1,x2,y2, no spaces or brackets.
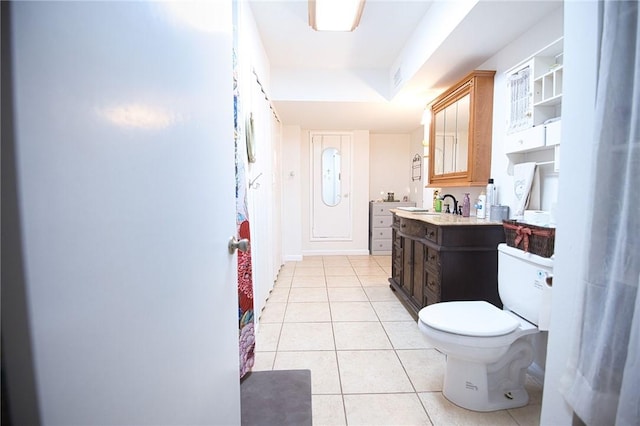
311,133,352,240
8,2,240,424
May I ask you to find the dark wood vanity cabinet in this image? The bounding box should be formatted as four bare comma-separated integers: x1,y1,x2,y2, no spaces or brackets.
390,213,505,319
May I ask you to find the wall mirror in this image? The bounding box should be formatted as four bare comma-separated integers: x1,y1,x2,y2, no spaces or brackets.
321,147,341,206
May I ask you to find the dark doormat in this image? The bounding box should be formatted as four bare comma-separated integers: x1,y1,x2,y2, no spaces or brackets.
240,369,312,426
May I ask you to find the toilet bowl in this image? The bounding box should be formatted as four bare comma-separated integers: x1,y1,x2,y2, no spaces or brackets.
419,301,538,411
418,244,553,412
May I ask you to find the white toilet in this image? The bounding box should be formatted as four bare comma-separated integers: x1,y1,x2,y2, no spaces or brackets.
418,243,553,412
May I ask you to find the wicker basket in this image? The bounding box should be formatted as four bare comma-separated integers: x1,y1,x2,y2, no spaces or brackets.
502,220,556,257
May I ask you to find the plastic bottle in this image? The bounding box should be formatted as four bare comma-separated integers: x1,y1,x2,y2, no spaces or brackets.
432,190,439,211
435,196,442,213
476,191,486,219
486,178,497,220
462,193,471,217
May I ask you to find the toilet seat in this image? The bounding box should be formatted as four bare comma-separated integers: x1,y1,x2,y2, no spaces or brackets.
418,301,520,337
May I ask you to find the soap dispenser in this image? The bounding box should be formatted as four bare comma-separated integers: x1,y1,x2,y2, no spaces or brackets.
435,195,443,213
462,193,471,217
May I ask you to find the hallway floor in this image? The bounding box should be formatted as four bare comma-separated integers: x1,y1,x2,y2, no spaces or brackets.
253,255,542,426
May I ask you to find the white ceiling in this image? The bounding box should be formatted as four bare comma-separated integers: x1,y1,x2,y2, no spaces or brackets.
248,0,562,133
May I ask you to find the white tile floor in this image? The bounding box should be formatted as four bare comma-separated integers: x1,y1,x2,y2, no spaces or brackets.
253,255,542,426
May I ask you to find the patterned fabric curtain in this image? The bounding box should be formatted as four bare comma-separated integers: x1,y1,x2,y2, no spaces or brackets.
233,49,255,379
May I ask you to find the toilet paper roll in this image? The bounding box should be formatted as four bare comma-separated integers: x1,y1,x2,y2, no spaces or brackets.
538,276,553,331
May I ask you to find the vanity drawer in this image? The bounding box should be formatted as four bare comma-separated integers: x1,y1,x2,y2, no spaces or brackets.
424,224,438,244
372,227,392,240
425,272,441,295
424,288,441,306
372,205,391,216
372,215,393,228
371,239,392,252
399,218,424,238
399,218,439,244
425,246,440,271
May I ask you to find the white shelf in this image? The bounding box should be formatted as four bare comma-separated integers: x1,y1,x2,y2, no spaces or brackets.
533,65,563,106
506,38,563,155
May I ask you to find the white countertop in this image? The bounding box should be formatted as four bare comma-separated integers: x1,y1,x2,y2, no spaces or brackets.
390,209,503,226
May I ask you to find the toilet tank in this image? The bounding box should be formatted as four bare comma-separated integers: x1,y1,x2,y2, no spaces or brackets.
498,243,554,327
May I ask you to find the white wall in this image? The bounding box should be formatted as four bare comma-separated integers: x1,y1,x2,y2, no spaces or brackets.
369,133,412,202
409,126,426,207
238,1,284,315
281,125,303,261
479,7,564,214
541,1,599,423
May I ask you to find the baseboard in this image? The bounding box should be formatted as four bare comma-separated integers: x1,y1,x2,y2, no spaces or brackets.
283,255,303,262
302,249,370,256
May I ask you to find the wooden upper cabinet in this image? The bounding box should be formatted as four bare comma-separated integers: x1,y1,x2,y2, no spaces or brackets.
428,70,495,187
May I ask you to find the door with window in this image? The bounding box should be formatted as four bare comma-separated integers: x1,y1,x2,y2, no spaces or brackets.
311,133,352,240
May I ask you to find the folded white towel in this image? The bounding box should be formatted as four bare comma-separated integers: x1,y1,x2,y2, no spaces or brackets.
511,162,539,217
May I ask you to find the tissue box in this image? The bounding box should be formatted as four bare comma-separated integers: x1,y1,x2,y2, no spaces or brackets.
503,220,555,257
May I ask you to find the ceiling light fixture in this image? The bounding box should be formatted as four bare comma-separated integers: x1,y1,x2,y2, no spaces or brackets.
308,0,365,32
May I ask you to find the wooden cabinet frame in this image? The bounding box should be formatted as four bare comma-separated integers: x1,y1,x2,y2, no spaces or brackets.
428,70,495,187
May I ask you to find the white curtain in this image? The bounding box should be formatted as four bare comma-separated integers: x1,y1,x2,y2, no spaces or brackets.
562,1,640,425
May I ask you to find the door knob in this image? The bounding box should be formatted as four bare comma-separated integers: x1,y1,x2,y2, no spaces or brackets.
228,236,250,254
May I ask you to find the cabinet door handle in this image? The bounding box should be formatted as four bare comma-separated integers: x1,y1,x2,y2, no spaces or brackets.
429,254,436,261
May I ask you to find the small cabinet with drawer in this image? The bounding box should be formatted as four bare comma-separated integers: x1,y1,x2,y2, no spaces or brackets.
369,201,415,255
390,213,505,319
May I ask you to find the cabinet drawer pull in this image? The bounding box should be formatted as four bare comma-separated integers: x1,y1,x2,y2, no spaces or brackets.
429,254,436,261
428,230,435,238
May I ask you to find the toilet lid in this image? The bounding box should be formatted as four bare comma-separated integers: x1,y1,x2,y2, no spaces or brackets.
419,301,520,337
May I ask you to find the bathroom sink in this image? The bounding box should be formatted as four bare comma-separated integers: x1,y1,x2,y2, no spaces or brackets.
396,207,430,212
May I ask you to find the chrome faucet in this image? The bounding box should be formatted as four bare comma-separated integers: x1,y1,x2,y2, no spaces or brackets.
441,194,459,215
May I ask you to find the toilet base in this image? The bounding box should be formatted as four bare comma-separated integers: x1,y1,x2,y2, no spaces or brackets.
441,337,534,412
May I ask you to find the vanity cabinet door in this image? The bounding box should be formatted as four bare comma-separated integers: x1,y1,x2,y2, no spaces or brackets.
411,242,425,308
393,234,428,313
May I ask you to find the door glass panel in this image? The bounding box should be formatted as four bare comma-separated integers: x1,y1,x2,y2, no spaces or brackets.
321,147,341,206
507,64,531,132
433,93,471,176
434,110,445,175
443,102,457,174
455,94,470,172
